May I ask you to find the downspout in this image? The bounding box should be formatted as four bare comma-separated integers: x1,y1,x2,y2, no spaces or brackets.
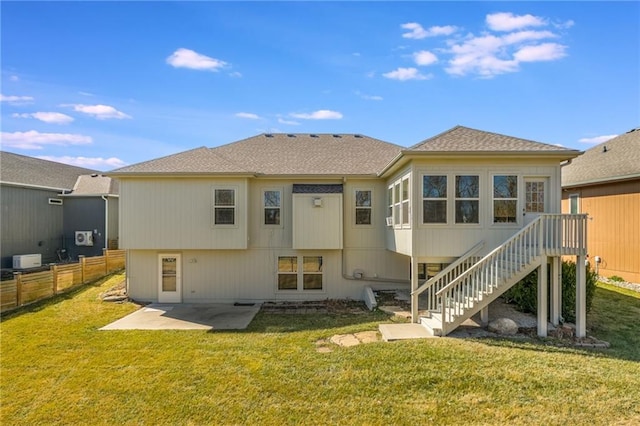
101,195,108,250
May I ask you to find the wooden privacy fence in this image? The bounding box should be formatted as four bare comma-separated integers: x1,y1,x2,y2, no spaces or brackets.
1,249,125,313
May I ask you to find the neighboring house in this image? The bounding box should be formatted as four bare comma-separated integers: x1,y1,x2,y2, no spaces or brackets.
0,151,118,269
110,126,588,337
562,128,640,283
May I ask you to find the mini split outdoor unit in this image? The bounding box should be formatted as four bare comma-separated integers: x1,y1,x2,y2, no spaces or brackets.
75,231,94,246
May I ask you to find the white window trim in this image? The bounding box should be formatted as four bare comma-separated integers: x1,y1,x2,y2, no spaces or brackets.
401,176,410,227
212,186,238,228
569,193,580,214
389,173,411,229
421,174,448,225
276,255,325,293
354,188,373,227
491,174,519,225
454,174,481,225
262,188,283,228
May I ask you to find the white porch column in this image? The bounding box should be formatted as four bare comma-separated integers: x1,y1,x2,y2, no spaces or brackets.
411,257,419,323
576,255,586,338
537,259,548,337
550,257,561,326
480,306,489,326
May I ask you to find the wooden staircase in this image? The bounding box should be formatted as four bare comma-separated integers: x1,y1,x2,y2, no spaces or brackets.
382,214,587,339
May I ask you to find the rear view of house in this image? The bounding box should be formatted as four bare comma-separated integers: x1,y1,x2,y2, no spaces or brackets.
111,126,589,336
562,128,640,282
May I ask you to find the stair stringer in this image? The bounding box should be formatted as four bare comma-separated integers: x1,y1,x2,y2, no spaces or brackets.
437,255,544,336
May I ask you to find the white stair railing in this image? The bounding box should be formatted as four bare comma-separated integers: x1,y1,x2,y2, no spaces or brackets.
432,214,587,335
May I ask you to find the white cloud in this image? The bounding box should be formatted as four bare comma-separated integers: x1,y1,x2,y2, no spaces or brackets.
355,91,383,101
10,75,19,82
401,23,458,39
383,67,431,81
0,130,92,150
166,48,228,71
413,50,438,66
502,30,557,45
1,94,34,104
229,71,242,78
578,135,618,144
514,43,567,62
12,112,74,124
290,110,343,120
235,112,261,120
78,91,94,97
37,155,127,170
63,104,131,120
486,12,547,32
278,118,300,125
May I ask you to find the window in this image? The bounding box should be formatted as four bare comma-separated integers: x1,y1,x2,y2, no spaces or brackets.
525,181,545,213
569,194,579,214
277,256,323,291
423,175,447,224
393,182,401,225
401,177,410,225
214,188,235,225
417,263,451,280
493,175,518,223
355,190,372,225
387,186,393,225
264,190,281,225
303,256,323,290
455,175,479,224
277,257,297,290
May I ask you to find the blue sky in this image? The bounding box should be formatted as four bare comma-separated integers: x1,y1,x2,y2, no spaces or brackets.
1,1,638,171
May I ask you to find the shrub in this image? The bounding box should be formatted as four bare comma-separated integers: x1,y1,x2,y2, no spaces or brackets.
502,260,597,323
608,275,625,282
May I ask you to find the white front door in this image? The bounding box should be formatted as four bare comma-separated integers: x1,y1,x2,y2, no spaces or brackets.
158,254,181,303
523,178,549,226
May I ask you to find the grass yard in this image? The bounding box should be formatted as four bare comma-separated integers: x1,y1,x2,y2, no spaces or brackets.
1,274,639,425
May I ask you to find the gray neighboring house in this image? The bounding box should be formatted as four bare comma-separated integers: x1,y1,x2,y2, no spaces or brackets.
0,151,118,269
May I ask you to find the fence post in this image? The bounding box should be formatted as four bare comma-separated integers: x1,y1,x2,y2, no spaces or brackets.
103,248,109,275
79,255,86,283
14,272,22,307
51,264,58,295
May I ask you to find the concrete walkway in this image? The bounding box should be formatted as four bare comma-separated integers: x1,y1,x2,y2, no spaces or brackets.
100,303,261,331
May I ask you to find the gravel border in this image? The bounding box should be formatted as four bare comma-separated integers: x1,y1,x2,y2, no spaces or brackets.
599,276,640,293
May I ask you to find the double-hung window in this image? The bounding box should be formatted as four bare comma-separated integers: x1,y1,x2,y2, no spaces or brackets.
493,175,518,223
355,190,372,225
264,190,281,225
455,175,479,224
214,188,235,225
401,178,410,225
423,175,447,224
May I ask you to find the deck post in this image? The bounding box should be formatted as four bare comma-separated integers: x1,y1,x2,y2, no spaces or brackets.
550,256,561,326
480,306,489,326
576,254,586,337
411,257,419,323
537,259,548,337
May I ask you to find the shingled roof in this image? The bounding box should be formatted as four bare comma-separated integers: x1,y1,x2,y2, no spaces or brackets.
69,174,119,195
562,128,640,187
0,151,98,190
408,125,573,153
111,134,403,176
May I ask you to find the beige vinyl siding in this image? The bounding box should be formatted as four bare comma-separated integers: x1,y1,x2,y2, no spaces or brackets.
562,179,640,282
293,193,343,249
119,178,248,250
126,248,408,303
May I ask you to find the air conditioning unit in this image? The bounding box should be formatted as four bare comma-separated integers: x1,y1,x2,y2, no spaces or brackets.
75,231,94,246
385,216,393,226
13,254,42,269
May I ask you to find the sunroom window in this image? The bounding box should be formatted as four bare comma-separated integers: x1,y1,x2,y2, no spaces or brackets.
493,175,518,223
423,175,447,224
455,175,479,224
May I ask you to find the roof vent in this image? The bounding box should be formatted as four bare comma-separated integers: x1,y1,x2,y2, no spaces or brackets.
265,134,274,138
354,134,363,138
287,134,296,138
627,128,638,133
332,134,342,138
310,134,319,138
91,173,99,177
602,145,608,153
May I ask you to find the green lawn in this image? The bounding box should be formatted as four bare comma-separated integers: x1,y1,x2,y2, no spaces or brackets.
2,274,639,425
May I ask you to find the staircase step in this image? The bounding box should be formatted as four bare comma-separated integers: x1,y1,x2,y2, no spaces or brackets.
419,315,443,337
379,323,436,341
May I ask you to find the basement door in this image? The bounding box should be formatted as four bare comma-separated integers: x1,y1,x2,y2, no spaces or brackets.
158,254,181,303
523,178,549,226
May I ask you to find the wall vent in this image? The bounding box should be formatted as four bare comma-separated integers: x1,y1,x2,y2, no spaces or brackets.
48,198,63,205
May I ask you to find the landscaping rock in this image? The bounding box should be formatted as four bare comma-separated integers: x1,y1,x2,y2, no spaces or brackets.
102,295,128,303
488,317,519,335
